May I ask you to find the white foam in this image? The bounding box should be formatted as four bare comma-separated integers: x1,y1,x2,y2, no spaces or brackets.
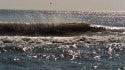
90,24,125,31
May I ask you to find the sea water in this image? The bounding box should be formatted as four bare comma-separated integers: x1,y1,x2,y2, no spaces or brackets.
0,10,125,70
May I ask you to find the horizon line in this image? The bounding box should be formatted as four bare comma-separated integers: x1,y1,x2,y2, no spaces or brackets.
0,8,125,12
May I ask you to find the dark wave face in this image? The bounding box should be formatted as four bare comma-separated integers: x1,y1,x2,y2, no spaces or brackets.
0,10,125,70
0,22,107,36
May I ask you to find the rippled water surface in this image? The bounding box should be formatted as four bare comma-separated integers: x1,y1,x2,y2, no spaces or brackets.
0,31,125,70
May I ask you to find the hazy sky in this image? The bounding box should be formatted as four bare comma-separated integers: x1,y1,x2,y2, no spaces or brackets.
0,0,125,11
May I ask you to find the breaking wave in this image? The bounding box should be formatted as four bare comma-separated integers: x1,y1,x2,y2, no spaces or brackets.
0,22,124,36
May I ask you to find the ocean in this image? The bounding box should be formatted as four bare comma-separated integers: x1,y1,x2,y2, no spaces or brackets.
0,10,125,70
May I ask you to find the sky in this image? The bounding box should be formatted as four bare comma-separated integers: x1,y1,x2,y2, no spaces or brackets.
0,0,125,11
